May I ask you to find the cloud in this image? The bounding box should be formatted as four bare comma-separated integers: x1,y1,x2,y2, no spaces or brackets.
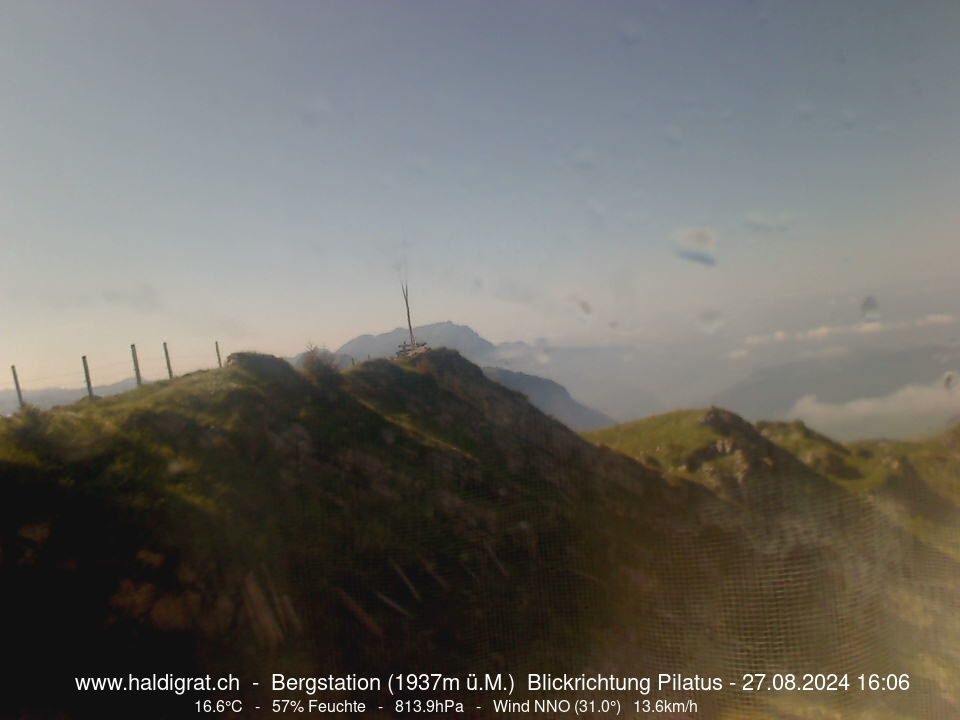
673,227,718,266
743,314,957,346
788,377,960,440
744,212,792,234
675,227,717,250
675,248,717,267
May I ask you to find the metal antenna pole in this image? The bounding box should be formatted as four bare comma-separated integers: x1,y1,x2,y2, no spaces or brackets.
403,283,416,348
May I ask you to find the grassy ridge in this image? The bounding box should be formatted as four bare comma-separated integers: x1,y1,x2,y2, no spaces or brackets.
2,351,682,716
3,354,959,718
587,408,960,719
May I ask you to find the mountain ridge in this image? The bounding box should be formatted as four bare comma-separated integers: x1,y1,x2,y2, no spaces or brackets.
331,322,614,430
2,350,958,717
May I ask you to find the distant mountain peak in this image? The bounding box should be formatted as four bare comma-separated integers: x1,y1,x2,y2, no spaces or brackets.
482,366,613,431
337,321,495,361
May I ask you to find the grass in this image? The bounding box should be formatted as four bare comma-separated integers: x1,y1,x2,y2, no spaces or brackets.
3,353,959,717
585,409,721,469
1,350,643,714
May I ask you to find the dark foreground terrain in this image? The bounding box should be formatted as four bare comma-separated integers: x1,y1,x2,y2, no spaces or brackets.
2,350,957,718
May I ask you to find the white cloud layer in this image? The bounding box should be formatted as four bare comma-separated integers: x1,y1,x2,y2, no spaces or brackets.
744,314,956,347
788,376,960,440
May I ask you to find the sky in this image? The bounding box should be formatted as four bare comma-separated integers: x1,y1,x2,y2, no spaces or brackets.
1,0,959,389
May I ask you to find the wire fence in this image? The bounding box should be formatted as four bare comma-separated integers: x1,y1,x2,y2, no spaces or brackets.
0,341,227,412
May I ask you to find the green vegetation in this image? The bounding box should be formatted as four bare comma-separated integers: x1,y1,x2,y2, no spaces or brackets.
2,350,670,716
586,408,960,719
586,410,721,470
3,353,958,718
587,409,960,523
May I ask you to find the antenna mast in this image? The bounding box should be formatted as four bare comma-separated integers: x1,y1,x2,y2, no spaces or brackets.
396,282,428,358
402,283,416,348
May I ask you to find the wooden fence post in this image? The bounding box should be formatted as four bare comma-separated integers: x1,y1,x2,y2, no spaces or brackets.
215,341,222,368
82,356,93,398
131,344,142,386
11,365,24,409
163,342,173,379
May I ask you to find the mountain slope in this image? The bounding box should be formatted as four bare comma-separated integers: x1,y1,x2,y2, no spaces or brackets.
335,321,666,421
0,350,720,717
586,409,960,719
334,321,613,430
585,408,837,503
3,354,958,718
482,366,614,431
587,408,960,556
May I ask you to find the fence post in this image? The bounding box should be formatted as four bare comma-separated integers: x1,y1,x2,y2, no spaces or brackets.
131,344,142,386
215,341,222,368
163,342,173,379
11,365,24,409
82,356,93,398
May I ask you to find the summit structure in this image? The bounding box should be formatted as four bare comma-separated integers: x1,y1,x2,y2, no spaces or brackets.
395,283,428,358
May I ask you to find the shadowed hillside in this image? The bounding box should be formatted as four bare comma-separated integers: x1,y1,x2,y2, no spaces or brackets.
2,353,958,718
481,366,614,431
587,409,960,718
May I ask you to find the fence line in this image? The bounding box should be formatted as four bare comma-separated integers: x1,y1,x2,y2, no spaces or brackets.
163,342,173,380
81,356,93,398
131,344,142,386
11,366,23,409
1,341,225,410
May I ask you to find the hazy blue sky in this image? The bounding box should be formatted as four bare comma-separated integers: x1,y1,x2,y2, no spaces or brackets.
2,0,959,386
